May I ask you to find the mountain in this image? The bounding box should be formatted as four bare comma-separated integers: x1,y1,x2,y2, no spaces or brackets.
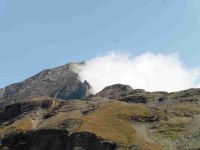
0,63,91,105
1,63,200,150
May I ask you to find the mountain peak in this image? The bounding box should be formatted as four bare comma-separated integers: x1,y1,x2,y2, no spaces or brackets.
1,63,91,105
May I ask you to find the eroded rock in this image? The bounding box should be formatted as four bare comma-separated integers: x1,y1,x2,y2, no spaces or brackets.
1,129,117,150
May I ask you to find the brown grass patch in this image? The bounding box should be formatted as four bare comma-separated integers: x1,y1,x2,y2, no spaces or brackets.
79,100,152,146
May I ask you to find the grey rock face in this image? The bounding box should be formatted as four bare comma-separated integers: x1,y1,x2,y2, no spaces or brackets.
1,63,91,104
96,84,144,99
0,88,4,102
1,129,117,150
0,99,58,124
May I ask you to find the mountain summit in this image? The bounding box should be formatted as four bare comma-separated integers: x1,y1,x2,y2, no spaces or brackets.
0,63,91,105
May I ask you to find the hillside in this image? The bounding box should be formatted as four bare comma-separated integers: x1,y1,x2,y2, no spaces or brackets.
1,64,200,150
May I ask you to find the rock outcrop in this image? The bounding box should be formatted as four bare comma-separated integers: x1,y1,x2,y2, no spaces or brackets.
1,129,117,150
1,63,91,105
96,84,144,99
0,98,60,124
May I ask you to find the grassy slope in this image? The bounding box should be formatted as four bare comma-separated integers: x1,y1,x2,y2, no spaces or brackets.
1,95,200,149
79,100,162,149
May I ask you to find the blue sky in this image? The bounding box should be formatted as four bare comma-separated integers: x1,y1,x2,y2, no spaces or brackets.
0,0,200,87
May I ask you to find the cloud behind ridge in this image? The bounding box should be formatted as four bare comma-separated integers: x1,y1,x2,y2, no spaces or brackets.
75,51,200,93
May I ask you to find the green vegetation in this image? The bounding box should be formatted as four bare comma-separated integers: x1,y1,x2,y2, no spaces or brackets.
79,101,153,146
157,117,187,140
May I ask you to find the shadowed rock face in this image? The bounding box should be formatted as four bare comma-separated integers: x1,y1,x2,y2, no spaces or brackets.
1,63,91,105
1,130,117,150
0,99,58,124
0,88,4,100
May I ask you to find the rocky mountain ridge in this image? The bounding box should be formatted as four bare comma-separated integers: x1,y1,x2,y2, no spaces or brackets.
0,63,91,106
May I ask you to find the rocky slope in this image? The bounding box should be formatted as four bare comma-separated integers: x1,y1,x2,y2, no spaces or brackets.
1,87,200,149
0,88,4,101
0,63,91,105
1,64,200,150
1,129,116,150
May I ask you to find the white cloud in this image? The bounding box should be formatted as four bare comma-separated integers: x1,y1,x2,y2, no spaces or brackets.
74,51,200,93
